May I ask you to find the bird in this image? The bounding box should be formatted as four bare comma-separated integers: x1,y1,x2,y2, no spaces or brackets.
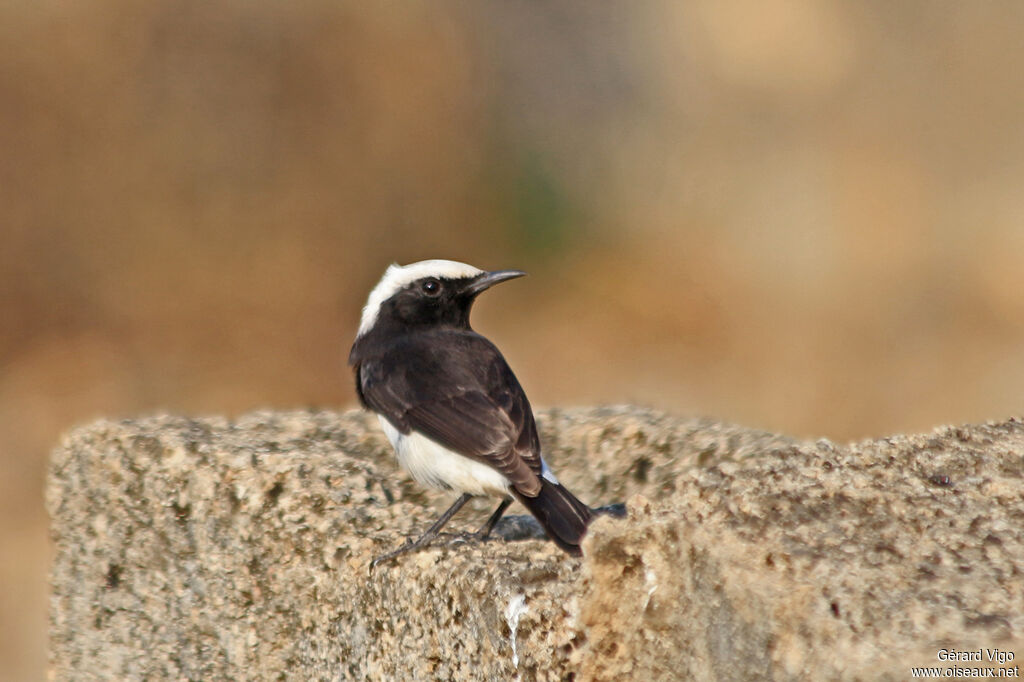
348,259,594,567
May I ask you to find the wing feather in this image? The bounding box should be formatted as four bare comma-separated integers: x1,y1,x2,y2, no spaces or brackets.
357,331,542,495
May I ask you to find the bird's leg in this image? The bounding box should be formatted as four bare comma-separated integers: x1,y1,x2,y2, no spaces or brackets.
370,493,472,569
475,496,513,540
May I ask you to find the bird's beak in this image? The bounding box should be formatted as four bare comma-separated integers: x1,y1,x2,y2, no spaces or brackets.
465,269,526,296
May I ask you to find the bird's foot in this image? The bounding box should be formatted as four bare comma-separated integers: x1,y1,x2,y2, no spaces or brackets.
369,532,481,570
369,538,422,570
446,530,494,546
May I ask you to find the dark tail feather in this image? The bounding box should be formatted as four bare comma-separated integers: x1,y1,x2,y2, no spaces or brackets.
513,479,593,556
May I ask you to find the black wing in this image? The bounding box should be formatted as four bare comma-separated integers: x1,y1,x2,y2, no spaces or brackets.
356,330,543,496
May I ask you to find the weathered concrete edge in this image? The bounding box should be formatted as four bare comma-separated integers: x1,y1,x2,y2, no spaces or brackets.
47,407,1024,680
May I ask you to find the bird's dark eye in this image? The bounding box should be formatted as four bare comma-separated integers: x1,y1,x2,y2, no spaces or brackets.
421,279,441,296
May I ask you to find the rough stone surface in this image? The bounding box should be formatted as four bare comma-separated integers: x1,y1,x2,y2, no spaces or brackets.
48,407,1024,680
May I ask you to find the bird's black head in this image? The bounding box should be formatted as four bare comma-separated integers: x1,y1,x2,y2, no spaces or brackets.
351,260,525,353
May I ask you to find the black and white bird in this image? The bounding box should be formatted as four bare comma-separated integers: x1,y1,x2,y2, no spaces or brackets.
349,259,594,566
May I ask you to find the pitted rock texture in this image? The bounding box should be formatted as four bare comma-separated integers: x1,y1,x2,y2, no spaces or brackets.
48,407,1024,680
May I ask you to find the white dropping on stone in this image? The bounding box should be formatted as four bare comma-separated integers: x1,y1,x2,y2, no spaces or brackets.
504,593,528,673
643,567,658,611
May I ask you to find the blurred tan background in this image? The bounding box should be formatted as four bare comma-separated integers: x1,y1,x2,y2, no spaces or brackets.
4,1,1024,678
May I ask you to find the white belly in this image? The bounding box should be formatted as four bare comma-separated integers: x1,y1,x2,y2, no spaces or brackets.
378,416,512,497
